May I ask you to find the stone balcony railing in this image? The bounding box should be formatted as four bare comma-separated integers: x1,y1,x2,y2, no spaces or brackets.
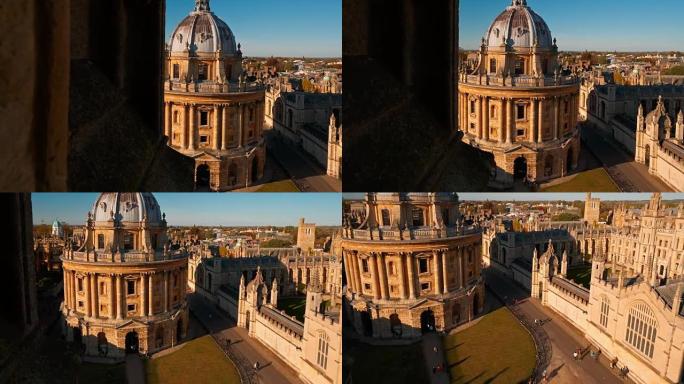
64,249,187,263
165,80,265,94
459,73,579,88
344,226,481,241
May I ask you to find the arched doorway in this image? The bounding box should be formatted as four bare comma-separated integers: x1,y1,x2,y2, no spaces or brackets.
361,310,373,337
196,164,210,188
513,157,527,181
176,319,183,343
566,149,573,173
73,327,83,350
645,145,651,167
472,294,480,317
228,163,237,186
452,304,461,326
420,309,436,334
97,332,109,356
245,311,251,331
251,157,259,183
538,283,543,299
125,331,139,354
544,155,553,177
389,314,402,337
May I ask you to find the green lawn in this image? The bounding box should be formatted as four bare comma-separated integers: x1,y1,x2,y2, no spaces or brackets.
146,335,240,384
567,265,592,289
277,297,307,322
444,307,536,384
344,338,429,384
542,168,620,192
255,180,300,192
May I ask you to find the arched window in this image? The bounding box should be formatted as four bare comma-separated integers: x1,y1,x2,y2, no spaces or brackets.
156,327,164,348
600,296,609,328
489,58,497,74
97,234,105,249
173,64,180,79
625,302,657,358
173,111,179,124
198,63,208,81
411,207,424,227
381,209,391,226
288,109,293,128
490,105,497,119
316,332,329,369
390,314,402,336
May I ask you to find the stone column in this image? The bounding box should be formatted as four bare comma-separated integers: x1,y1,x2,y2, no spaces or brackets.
109,275,116,319
377,253,389,299
72,272,77,310
221,104,229,150
116,275,123,320
499,98,506,142
84,273,92,317
238,104,244,148
182,104,189,149
399,253,408,299
148,273,154,316
442,251,449,294
343,253,353,291
407,253,417,299
189,104,197,150
140,274,147,316
165,102,173,139
458,248,464,288
369,254,381,300
510,98,517,143
164,271,169,312
483,97,490,140
352,253,362,294
537,98,544,143
63,269,70,308
433,251,442,294
554,97,560,140
213,105,221,150
529,99,537,142
477,96,483,139
92,274,99,318
506,98,513,143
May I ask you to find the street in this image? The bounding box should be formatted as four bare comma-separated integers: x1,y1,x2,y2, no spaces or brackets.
265,132,342,192
485,270,631,384
188,294,304,384
581,124,672,192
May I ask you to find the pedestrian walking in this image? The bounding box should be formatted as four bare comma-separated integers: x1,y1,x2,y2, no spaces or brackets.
573,351,578,360
254,361,260,371
433,346,438,353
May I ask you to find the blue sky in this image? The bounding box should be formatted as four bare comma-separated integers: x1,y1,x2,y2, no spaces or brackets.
461,0,684,51
165,0,341,57
32,193,341,227
343,193,684,202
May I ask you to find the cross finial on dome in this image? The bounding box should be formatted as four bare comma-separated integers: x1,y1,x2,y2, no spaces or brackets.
512,0,527,6
195,0,210,12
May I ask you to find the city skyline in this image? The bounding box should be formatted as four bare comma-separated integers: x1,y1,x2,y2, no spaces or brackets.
343,193,684,202
460,0,684,52
165,0,341,58
32,193,342,227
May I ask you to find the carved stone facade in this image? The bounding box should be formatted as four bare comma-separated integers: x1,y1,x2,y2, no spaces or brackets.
635,96,684,190
458,0,580,187
342,193,485,341
61,193,189,361
164,0,265,191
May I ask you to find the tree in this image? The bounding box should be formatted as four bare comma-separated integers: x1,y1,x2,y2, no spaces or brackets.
665,65,684,76
261,239,293,248
552,213,580,222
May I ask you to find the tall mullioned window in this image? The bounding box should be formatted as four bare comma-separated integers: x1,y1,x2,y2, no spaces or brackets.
600,296,609,328
317,333,329,369
625,302,657,358
489,58,497,73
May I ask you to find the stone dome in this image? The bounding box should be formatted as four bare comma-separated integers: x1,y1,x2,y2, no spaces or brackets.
485,0,553,50
90,193,163,225
169,0,238,55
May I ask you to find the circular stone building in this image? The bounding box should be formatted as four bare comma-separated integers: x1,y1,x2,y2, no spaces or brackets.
342,193,484,341
165,0,265,191
61,193,189,361
458,0,580,188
